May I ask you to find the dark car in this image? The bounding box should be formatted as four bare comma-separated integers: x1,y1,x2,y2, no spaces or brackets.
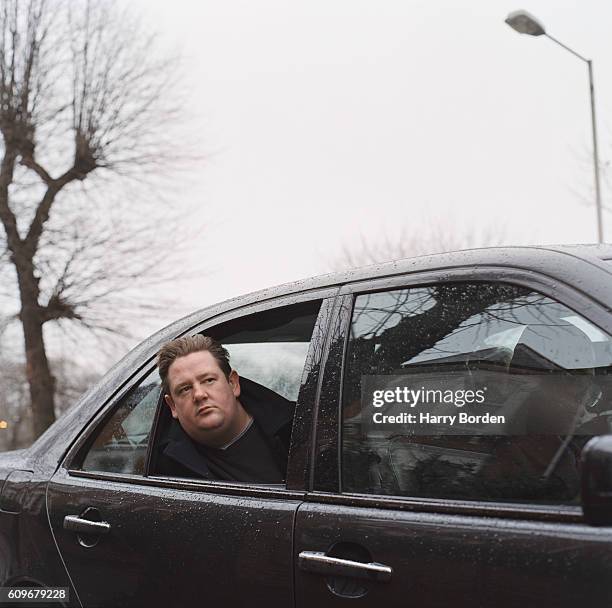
3,245,612,607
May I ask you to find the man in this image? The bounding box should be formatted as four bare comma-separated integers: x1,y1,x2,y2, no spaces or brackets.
156,335,294,483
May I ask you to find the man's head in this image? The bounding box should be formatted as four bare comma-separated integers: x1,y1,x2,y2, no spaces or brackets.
158,335,249,448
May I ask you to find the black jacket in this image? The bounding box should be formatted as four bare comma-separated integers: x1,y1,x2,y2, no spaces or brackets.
155,377,295,480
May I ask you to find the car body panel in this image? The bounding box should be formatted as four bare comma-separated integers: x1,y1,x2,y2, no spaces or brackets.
0,471,79,606
294,502,612,607
47,471,300,608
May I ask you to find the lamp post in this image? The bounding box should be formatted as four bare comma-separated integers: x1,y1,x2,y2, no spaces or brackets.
505,10,604,244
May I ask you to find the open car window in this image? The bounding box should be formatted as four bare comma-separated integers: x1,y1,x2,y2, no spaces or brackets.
149,299,323,482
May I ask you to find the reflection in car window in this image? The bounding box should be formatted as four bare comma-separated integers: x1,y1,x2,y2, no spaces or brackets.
80,370,160,475
208,301,322,402
225,343,310,401
342,283,612,505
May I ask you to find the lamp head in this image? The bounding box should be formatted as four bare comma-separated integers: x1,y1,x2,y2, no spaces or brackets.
505,10,546,36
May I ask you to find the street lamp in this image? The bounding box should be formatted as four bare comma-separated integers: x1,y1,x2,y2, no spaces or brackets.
505,10,604,244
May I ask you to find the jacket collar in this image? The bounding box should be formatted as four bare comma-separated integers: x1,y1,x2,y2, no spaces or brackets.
238,376,295,438
162,421,213,478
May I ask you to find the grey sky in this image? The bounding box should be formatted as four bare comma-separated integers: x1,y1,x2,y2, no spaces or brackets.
127,0,611,318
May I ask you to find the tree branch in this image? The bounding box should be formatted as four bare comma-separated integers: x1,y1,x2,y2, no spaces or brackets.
23,165,85,258
19,155,52,182
0,147,22,255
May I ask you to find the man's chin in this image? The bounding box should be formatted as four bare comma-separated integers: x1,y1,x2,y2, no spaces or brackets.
196,414,225,431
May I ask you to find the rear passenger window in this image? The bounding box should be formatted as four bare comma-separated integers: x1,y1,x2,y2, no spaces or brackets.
81,370,160,475
342,283,612,504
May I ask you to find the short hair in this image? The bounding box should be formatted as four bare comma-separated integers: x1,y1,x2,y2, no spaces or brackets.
157,335,231,392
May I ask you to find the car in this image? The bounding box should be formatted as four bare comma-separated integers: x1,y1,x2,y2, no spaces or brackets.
2,244,612,607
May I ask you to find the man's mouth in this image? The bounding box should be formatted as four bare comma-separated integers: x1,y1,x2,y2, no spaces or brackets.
196,405,216,415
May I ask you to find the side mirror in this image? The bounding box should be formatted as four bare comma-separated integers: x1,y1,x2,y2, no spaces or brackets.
581,434,612,526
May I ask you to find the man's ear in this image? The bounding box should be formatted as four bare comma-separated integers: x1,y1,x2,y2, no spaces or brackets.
229,370,240,397
164,394,179,419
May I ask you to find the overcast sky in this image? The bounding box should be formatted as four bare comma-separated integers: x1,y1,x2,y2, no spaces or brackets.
120,0,611,331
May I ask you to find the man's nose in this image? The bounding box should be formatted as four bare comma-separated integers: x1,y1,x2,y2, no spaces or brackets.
193,383,208,400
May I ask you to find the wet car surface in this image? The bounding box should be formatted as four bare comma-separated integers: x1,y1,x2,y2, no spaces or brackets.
2,245,612,607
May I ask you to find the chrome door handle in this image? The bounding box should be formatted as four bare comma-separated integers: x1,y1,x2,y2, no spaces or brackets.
298,551,392,582
63,515,111,535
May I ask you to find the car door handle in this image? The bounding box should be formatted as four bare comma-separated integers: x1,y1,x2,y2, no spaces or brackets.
63,515,111,535
298,551,392,582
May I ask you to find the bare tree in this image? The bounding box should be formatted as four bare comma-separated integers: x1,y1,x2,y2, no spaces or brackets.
0,0,193,439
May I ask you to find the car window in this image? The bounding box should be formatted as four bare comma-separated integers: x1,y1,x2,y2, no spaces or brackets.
80,370,161,475
151,299,323,481
342,282,612,505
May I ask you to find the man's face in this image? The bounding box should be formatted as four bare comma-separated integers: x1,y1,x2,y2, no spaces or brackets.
164,350,244,446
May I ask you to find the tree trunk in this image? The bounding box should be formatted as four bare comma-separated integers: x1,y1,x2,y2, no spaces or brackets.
17,265,56,439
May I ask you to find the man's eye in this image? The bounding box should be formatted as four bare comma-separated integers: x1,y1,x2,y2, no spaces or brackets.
205,378,215,384
179,386,190,394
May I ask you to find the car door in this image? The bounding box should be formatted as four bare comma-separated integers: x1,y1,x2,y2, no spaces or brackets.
294,267,612,607
46,294,335,608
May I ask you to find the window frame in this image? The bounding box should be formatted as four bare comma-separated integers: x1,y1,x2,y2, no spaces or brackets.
309,265,612,523
62,288,338,498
